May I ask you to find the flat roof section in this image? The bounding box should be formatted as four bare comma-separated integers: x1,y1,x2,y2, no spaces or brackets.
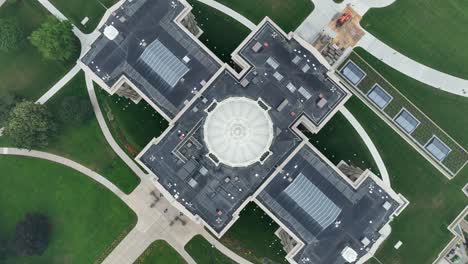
238,22,348,127
425,136,451,161
257,145,400,264
394,109,420,134
340,61,366,86
367,84,392,109
81,0,221,119
138,72,303,232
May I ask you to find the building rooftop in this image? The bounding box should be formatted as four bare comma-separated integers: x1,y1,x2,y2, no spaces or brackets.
82,0,405,263
81,0,221,118
138,20,349,233
258,145,401,264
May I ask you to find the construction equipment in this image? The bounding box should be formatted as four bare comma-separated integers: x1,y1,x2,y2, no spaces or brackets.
336,11,352,27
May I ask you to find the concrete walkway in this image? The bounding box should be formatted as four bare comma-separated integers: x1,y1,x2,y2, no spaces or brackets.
357,33,468,97
295,0,468,97
0,147,126,198
36,65,81,104
37,0,67,21
195,0,256,30
340,107,390,187
85,74,150,180
0,0,6,8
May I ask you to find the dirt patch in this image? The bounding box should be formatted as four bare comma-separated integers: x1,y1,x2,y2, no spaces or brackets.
328,6,365,48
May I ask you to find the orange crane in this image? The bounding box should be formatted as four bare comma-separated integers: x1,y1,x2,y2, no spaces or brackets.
336,11,352,27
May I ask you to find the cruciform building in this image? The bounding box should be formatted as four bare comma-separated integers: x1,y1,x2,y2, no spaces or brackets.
80,0,408,263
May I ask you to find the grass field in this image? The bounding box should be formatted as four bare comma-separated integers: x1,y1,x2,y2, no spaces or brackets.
46,73,140,193
188,0,250,64
96,88,168,157
0,155,136,263
49,0,118,33
340,51,467,176
361,0,468,79
185,235,236,264
135,240,187,264
354,48,468,148
214,0,313,32
345,97,467,264
306,112,379,174
220,203,287,264
0,0,76,100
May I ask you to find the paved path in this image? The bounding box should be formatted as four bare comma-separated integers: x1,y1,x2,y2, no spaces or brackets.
0,147,126,199
37,0,67,20
195,0,256,30
85,74,150,180
36,65,81,104
295,0,468,97
0,0,6,8
340,107,391,186
357,33,468,97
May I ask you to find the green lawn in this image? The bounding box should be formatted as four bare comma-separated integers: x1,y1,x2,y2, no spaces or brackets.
135,240,187,264
344,97,468,264
214,0,313,32
340,51,467,176
0,0,76,100
45,73,140,193
96,88,168,157
361,0,468,79
185,235,236,264
219,203,287,264
49,0,118,33
306,112,379,175
0,155,136,263
188,0,250,65
354,48,468,148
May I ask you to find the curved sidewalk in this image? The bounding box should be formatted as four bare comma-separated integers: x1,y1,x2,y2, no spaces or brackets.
340,107,391,187
85,73,149,180
0,147,126,198
195,0,256,30
358,33,468,97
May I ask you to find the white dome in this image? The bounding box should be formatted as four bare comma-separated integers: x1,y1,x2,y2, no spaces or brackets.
203,97,274,167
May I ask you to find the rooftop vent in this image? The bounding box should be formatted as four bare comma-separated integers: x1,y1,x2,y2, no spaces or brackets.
103,25,119,40
341,246,358,263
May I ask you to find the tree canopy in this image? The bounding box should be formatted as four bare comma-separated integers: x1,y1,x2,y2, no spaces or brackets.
0,17,23,52
29,16,76,61
4,101,56,149
13,213,51,256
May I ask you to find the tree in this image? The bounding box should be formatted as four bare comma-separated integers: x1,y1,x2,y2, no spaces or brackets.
58,96,93,124
4,101,56,149
12,213,51,256
0,18,23,52
29,16,76,61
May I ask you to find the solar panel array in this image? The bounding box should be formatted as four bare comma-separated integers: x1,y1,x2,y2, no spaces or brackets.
341,61,366,85
426,137,451,161
284,173,341,229
139,39,189,87
368,84,392,109
395,109,420,134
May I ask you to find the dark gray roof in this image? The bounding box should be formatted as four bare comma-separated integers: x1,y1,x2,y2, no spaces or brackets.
81,0,221,118
258,145,400,264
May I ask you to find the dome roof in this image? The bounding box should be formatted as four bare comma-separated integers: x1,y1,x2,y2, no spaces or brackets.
203,97,274,167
